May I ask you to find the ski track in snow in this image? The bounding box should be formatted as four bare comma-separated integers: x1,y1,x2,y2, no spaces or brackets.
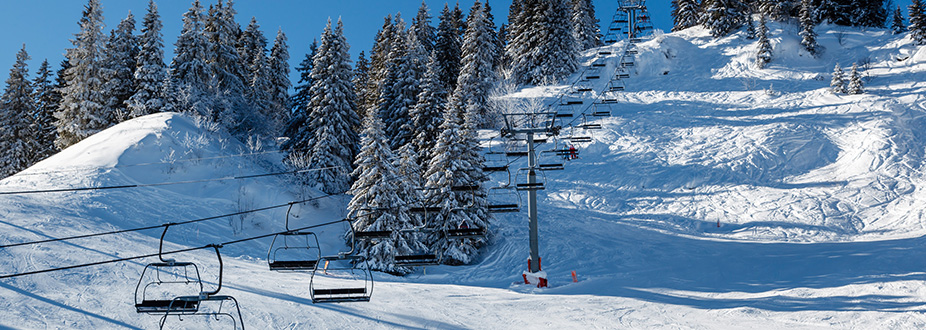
4,22,926,329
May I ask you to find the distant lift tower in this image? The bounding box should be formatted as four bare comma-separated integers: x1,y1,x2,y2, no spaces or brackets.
501,112,560,288
603,0,655,44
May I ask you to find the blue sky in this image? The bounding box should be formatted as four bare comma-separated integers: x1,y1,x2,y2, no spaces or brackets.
0,0,911,85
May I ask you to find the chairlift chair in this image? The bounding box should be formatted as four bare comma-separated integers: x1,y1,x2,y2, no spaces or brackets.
483,150,509,173
268,204,323,271
309,254,374,303
608,80,626,92
515,167,546,191
487,187,520,213
568,136,593,143
592,103,612,117
578,115,603,130
135,225,204,314
538,150,565,171
307,219,374,303
351,211,395,241
157,245,245,330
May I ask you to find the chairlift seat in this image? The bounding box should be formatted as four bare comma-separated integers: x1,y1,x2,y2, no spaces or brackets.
593,111,611,117
354,230,393,240
539,163,565,171
555,112,573,118
451,185,478,192
488,203,520,213
575,87,593,92
569,136,592,143
627,50,638,55
616,74,631,79
591,63,606,67
562,101,583,105
269,260,319,271
609,86,625,92
410,206,442,213
516,183,545,191
483,165,509,172
135,299,200,314
622,62,635,67
394,254,440,266
447,227,487,238
580,123,603,130
506,151,529,157
598,51,612,55
601,99,618,104
585,75,600,80
311,288,370,303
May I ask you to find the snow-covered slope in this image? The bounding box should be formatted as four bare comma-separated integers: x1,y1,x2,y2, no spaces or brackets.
4,21,926,329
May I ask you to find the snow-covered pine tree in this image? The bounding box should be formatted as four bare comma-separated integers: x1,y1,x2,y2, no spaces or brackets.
246,48,272,132
411,51,449,169
745,9,757,39
799,0,821,57
369,15,395,97
101,12,138,122
482,0,504,70
55,0,110,149
126,0,168,119
435,4,464,92
31,59,58,162
673,0,701,32
449,1,498,128
290,39,317,115
911,0,926,45
412,1,437,52
237,17,268,83
571,0,601,50
267,29,291,134
283,18,360,194
853,0,888,28
169,0,212,118
702,0,750,38
756,15,772,68
347,110,422,275
422,99,488,265
847,63,864,94
352,51,372,121
378,14,417,151
538,0,579,84
892,5,907,34
830,63,847,94
504,0,525,66
0,46,39,177
205,0,250,134
758,0,795,20
239,18,274,131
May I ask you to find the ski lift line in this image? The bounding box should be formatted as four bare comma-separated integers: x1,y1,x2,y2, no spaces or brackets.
0,166,342,196
0,194,337,249
13,148,307,178
0,218,349,280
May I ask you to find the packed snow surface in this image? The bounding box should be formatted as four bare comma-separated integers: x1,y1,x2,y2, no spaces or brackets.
4,22,926,329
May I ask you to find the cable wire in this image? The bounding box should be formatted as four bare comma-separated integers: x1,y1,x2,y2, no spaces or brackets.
0,166,341,196
0,218,349,280
0,193,337,249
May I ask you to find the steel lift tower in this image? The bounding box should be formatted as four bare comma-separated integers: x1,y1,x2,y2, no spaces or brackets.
603,0,655,44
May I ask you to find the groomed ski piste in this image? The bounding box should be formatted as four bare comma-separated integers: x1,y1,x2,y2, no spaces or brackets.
4,21,926,329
